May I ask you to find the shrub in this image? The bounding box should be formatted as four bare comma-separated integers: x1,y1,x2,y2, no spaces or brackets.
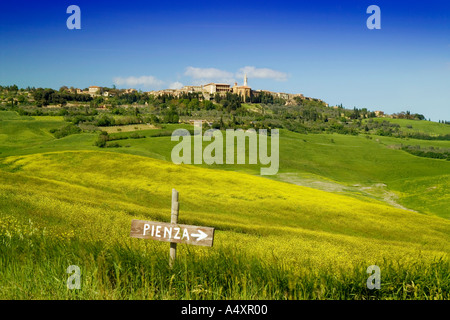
50,124,82,139
95,131,109,148
106,142,121,148
95,115,115,127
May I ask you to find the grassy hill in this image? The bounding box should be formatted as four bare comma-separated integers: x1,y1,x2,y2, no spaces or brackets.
3,111,448,217
365,118,450,136
0,111,449,299
1,151,449,299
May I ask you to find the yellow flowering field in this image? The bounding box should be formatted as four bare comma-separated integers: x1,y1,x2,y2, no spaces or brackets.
0,150,449,299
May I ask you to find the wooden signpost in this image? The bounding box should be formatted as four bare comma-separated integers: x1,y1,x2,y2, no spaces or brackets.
130,189,215,267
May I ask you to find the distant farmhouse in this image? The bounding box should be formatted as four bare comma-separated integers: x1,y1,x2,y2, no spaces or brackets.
74,86,105,97
73,86,133,98
374,110,385,117
88,86,101,94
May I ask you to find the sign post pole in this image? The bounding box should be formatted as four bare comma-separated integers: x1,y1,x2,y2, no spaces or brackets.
130,189,214,266
170,189,179,268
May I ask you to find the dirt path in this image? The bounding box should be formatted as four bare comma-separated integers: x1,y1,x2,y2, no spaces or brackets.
277,173,416,212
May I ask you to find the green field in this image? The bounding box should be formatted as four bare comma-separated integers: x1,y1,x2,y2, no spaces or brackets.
0,111,449,299
365,118,450,136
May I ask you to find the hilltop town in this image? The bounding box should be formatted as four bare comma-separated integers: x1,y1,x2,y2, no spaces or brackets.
147,74,309,105
1,76,436,137
0,77,448,169
64,74,321,107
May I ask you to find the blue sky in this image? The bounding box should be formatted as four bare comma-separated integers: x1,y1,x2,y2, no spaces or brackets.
0,0,449,120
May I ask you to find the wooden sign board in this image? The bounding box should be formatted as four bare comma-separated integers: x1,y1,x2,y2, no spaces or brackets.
130,219,215,247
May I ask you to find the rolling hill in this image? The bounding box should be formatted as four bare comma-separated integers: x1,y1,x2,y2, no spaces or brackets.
0,111,449,299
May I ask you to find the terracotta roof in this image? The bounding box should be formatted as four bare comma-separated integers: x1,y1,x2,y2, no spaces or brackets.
203,83,230,86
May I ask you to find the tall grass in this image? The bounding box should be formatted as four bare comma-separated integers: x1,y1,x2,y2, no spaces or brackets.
1,226,448,300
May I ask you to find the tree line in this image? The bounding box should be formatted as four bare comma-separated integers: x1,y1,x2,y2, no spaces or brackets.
32,88,93,107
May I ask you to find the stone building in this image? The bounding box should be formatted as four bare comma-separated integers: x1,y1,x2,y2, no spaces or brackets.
88,86,101,94
203,83,231,94
232,74,251,99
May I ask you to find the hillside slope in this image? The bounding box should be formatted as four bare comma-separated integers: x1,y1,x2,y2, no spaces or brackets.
1,111,449,218
1,151,449,267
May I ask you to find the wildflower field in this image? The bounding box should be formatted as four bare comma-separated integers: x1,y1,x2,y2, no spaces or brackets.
0,111,449,299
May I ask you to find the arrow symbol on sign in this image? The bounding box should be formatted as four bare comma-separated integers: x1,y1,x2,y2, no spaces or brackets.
191,229,207,241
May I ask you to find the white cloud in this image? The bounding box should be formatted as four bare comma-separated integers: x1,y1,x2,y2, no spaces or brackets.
169,81,184,89
113,75,164,89
236,66,288,81
184,67,235,84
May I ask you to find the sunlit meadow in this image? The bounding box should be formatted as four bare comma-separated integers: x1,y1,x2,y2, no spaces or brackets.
1,151,449,299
